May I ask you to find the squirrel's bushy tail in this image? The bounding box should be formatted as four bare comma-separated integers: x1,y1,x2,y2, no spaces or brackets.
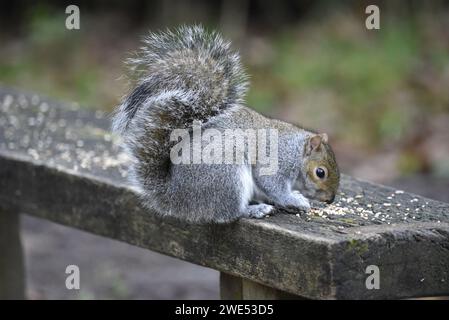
112,25,248,211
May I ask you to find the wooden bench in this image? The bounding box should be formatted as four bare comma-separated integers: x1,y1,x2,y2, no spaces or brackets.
0,87,448,300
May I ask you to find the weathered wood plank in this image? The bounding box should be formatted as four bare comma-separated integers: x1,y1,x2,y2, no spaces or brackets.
0,209,26,300
1,87,448,299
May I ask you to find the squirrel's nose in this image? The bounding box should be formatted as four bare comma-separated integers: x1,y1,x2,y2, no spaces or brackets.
326,195,335,204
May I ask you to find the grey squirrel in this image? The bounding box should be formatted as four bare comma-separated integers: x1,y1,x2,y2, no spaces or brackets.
112,25,340,223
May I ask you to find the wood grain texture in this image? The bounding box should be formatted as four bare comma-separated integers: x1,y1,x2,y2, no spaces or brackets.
0,87,448,299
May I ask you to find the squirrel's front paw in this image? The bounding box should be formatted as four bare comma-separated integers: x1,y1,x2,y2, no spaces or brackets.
283,191,311,212
244,204,274,219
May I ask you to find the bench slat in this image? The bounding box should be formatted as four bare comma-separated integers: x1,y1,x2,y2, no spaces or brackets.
1,87,448,299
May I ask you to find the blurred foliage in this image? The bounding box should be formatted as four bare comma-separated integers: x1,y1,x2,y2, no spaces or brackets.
0,3,110,108
1,1,449,178
248,12,449,150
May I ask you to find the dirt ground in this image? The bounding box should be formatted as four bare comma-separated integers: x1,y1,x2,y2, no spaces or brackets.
22,217,219,299
21,175,449,300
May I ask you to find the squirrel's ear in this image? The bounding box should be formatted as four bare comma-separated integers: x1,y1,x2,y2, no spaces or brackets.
320,133,328,143
306,134,323,155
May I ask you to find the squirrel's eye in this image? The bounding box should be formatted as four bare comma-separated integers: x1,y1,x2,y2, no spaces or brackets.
315,167,326,179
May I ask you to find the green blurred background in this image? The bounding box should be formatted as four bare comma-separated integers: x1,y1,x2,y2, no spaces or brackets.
1,0,449,300
1,0,449,182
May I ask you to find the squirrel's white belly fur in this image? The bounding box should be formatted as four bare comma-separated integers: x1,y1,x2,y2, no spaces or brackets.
239,166,255,212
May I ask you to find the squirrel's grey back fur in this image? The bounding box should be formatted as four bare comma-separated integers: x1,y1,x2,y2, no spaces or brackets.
113,25,340,223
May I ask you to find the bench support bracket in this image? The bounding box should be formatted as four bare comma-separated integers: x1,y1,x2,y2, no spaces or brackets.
220,272,304,299
0,209,25,300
